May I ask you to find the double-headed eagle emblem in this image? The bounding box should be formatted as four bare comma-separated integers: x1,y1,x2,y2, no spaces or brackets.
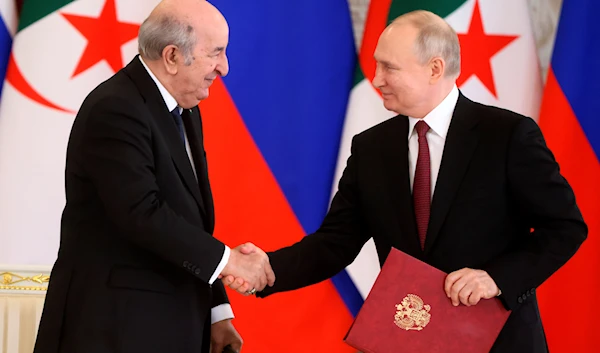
394,294,431,331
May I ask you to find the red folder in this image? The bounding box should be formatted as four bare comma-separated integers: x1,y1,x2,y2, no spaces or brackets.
345,248,510,353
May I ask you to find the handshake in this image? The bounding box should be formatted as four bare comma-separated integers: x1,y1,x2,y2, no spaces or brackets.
219,243,275,295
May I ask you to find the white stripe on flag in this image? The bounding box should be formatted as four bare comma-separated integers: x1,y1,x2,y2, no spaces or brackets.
0,0,17,36
332,79,395,298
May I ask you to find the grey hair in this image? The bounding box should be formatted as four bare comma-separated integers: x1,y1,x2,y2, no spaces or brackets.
138,14,196,65
393,11,461,78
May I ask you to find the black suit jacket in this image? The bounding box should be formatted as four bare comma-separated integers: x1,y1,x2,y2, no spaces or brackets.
258,93,587,352
33,57,227,353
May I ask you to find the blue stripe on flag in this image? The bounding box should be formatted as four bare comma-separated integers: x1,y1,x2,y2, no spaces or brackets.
551,0,600,159
332,271,364,316
209,0,363,313
0,17,12,97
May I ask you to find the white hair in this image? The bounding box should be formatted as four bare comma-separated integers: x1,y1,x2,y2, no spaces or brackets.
138,14,196,65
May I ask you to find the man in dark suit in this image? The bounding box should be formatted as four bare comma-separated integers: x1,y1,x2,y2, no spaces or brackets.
33,1,274,353
224,10,587,353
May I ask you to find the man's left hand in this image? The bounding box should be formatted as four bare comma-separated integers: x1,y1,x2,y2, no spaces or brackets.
444,268,500,306
211,319,243,353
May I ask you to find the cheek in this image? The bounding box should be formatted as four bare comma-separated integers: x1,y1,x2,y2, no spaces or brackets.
397,76,423,96
185,69,205,89
182,75,195,91
179,67,194,83
387,75,411,95
201,62,216,75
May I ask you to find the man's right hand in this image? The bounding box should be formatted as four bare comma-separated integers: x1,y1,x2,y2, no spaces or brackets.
220,243,275,294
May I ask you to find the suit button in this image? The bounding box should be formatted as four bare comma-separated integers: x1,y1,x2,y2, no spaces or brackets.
531,288,535,293
194,268,201,275
522,294,527,301
518,297,523,304
183,261,189,267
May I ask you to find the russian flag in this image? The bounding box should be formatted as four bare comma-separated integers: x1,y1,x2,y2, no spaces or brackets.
0,1,16,98
537,0,600,352
200,1,358,351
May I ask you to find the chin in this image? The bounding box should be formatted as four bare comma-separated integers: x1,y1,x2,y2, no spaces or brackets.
181,100,201,109
197,89,209,101
382,100,397,113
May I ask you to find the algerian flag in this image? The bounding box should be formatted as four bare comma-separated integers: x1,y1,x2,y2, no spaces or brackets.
337,0,543,299
0,0,160,265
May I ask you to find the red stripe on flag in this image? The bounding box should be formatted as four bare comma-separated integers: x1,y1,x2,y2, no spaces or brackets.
538,69,600,352
359,0,392,83
200,78,355,352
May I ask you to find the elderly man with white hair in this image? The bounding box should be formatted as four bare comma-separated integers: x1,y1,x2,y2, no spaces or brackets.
33,1,276,353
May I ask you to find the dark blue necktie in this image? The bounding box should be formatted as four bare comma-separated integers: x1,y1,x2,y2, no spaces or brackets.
170,108,185,144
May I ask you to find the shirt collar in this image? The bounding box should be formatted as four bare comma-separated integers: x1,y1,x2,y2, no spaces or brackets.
408,84,459,140
139,56,180,114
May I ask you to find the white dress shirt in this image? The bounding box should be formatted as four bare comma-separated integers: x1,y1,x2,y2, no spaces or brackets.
408,85,459,198
140,56,233,324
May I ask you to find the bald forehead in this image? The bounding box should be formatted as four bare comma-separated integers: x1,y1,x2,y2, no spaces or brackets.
377,23,419,50
153,0,212,13
385,22,419,37
152,0,228,41
151,0,225,27
383,10,455,49
391,10,447,28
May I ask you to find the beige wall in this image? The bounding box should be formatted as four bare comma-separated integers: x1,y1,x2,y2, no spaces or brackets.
348,0,563,81
0,266,50,353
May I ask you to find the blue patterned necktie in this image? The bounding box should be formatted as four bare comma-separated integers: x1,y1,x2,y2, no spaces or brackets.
170,107,185,144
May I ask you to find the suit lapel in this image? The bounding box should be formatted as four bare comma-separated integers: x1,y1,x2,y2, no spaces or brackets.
380,116,422,255
424,93,480,254
183,107,215,233
124,57,206,218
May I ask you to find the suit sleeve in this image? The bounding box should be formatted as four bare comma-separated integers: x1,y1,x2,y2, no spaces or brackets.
210,280,234,324
211,280,229,307
258,136,371,297
81,96,226,284
483,117,587,310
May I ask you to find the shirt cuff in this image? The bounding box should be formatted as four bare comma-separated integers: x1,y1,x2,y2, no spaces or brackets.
208,245,230,285
211,303,235,324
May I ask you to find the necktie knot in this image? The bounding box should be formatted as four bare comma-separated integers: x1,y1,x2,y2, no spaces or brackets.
415,120,430,138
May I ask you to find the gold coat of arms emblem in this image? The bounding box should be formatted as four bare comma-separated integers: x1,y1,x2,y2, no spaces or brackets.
394,294,431,331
